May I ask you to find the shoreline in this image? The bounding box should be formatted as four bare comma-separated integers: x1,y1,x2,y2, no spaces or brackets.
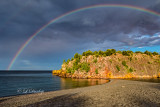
0,79,160,107
0,78,110,98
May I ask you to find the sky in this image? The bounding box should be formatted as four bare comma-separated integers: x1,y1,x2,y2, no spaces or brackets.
0,0,160,70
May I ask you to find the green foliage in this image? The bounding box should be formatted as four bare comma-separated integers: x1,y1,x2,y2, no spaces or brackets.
93,58,97,63
79,54,82,59
66,67,72,73
122,50,133,56
144,51,152,56
157,60,160,63
117,51,122,54
122,61,126,66
73,53,82,64
135,51,143,54
82,50,93,56
82,52,85,56
75,58,80,64
103,54,106,57
128,68,133,73
95,54,99,57
122,51,130,56
74,53,79,58
98,50,104,56
72,57,81,71
93,51,98,55
64,49,160,75
66,67,75,74
141,70,144,72
66,59,70,64
111,49,116,54
152,52,159,55
104,49,116,56
81,62,90,72
116,65,120,71
63,59,66,64
71,57,74,61
122,61,128,68
95,69,98,74
109,59,112,63
71,69,75,74
129,57,132,61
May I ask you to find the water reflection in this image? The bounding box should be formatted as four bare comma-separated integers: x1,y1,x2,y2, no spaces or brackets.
60,78,109,89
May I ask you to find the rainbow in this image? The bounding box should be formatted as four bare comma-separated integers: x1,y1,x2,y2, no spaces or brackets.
7,4,160,70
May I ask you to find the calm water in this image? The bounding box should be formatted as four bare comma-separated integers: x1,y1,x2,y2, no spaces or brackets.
0,71,109,97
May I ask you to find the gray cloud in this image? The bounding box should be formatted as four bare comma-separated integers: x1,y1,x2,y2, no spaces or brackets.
0,0,160,70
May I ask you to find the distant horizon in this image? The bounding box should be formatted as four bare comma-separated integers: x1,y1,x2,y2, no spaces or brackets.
0,47,160,71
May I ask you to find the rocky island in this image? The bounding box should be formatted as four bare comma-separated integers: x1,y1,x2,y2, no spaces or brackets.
53,49,160,79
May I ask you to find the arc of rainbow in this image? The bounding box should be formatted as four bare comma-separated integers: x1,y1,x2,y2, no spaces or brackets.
7,4,160,70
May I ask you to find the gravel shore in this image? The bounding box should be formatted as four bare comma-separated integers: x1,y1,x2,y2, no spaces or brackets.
0,79,160,107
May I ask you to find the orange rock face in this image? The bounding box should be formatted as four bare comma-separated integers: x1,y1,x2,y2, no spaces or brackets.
53,54,160,79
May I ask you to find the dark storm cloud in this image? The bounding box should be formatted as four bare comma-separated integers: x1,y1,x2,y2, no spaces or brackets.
42,6,160,47
0,0,160,69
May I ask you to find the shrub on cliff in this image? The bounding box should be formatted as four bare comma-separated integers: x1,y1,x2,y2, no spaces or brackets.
63,59,66,64
66,67,72,73
95,69,98,74
104,49,116,56
93,51,98,55
110,49,116,55
122,50,133,56
74,53,79,58
74,53,82,63
144,51,152,56
82,50,93,56
122,51,130,56
98,50,104,56
66,59,70,64
80,62,90,72
93,59,97,63
66,67,75,74
135,51,143,54
116,65,120,71
128,68,133,73
71,57,74,61
122,61,128,68
117,51,122,54
95,54,99,57
152,52,159,55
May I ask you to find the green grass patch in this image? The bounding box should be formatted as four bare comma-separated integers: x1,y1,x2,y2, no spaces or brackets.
128,68,133,73
93,59,97,63
122,61,128,68
80,62,90,72
116,65,120,71
95,69,98,74
129,57,132,61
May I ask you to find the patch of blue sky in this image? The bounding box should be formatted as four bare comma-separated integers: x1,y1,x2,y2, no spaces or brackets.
130,45,160,53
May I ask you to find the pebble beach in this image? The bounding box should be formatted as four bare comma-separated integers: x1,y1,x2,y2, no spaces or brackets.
0,79,160,107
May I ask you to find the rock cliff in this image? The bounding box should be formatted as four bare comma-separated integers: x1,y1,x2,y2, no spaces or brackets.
53,50,160,79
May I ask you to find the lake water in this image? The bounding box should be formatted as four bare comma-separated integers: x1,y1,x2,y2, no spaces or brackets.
0,71,109,97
